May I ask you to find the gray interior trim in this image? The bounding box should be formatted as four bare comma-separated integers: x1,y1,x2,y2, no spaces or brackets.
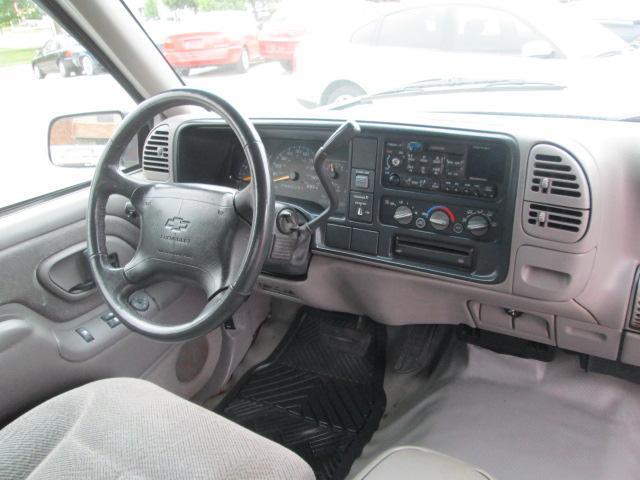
353,446,493,480
349,337,640,479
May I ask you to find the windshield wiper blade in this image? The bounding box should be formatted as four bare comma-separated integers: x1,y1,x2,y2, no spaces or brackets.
331,77,566,110
596,49,626,58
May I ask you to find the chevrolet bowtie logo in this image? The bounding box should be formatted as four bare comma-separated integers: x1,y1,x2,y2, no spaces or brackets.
165,217,190,232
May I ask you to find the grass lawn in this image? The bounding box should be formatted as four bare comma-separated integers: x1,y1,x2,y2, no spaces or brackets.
0,48,36,67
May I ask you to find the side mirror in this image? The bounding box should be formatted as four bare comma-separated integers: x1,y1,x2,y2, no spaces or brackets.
521,40,555,59
48,111,124,168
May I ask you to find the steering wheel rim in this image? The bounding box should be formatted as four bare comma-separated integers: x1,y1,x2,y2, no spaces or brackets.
87,88,274,341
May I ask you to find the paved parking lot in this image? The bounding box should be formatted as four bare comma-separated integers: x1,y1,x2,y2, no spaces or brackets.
0,61,303,208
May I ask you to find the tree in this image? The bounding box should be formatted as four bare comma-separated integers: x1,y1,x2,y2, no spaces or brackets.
144,0,159,19
0,0,43,28
163,0,197,11
0,0,19,28
195,0,245,11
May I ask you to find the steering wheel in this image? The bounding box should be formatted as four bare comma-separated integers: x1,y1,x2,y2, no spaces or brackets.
87,89,274,341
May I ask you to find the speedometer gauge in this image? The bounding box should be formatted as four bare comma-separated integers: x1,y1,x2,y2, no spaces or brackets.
233,140,349,213
271,144,317,196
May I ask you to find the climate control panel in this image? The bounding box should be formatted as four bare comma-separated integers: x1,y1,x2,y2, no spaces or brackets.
380,197,498,241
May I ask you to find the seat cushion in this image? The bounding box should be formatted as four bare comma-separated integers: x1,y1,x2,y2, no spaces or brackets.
352,446,493,480
0,378,315,480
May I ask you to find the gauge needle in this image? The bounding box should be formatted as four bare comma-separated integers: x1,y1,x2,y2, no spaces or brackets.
273,175,293,182
242,173,297,182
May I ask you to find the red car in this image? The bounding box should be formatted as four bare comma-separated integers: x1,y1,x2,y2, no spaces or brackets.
163,11,260,75
259,23,306,71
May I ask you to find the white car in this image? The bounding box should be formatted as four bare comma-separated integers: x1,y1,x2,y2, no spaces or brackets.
294,0,637,106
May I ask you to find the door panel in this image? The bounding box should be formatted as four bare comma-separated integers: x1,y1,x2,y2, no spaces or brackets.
0,189,220,425
36,236,133,302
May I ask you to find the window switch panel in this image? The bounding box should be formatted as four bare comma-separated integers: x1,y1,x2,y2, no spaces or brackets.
106,317,121,328
76,327,94,343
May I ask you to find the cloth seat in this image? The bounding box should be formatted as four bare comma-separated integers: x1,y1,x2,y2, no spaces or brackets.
0,378,315,480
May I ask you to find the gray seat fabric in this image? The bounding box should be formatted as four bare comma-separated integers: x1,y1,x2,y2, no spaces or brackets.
0,378,315,480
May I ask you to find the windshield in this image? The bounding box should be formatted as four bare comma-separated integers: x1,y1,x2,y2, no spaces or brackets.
131,0,640,120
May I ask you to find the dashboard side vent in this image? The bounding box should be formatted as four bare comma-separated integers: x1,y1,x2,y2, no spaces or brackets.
142,125,171,180
523,144,591,243
525,144,590,210
628,269,640,332
524,203,589,243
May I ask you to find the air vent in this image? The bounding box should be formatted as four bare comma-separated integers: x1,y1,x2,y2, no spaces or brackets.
525,144,590,210
628,268,640,332
523,203,589,243
142,125,170,179
523,144,591,243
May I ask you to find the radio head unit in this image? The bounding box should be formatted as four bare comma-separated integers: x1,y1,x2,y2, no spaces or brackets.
382,139,508,199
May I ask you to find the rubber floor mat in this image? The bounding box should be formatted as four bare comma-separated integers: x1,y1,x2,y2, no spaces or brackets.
216,308,386,480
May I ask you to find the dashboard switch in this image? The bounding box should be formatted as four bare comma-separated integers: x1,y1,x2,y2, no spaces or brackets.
351,169,374,192
355,174,369,189
349,192,373,223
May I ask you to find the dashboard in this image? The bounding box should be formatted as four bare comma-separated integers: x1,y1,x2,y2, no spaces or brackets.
176,125,349,214
141,113,640,368
172,122,517,284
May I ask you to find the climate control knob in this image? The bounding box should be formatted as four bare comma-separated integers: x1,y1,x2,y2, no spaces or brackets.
466,214,490,237
429,210,450,231
393,205,413,225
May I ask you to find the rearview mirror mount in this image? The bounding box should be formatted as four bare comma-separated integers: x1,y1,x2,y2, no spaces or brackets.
48,111,124,168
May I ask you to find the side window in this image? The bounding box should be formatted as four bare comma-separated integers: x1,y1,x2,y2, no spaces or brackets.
0,1,135,210
378,7,447,50
351,21,378,46
453,7,543,55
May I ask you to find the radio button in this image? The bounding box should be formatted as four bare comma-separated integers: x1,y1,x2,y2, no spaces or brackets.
388,173,401,186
